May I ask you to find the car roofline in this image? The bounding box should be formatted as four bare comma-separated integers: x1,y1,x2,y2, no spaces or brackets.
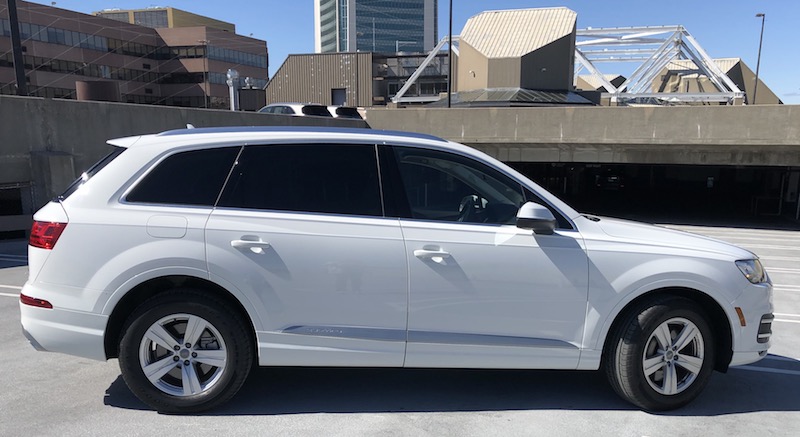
152,126,446,143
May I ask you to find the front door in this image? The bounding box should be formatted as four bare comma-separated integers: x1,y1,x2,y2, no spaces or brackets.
385,145,589,368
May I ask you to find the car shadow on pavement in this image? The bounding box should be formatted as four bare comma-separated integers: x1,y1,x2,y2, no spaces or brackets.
104,354,800,416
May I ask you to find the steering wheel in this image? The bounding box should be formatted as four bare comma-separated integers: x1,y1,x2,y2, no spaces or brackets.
457,194,483,222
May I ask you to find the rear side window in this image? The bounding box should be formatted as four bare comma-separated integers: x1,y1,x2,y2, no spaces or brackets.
126,147,240,206
58,146,125,200
333,107,362,119
301,105,333,117
218,144,382,216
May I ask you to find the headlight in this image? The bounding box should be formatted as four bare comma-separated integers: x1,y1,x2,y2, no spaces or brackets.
736,259,767,284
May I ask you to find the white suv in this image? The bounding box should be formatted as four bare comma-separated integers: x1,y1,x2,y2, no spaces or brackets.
20,127,773,413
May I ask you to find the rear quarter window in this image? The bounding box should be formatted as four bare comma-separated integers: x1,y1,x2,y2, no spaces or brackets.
302,105,333,117
126,147,240,206
59,146,126,201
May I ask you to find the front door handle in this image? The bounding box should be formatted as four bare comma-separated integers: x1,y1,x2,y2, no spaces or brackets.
231,239,271,254
414,248,451,260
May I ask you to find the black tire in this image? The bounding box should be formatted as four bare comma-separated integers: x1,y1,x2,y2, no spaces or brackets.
604,296,715,411
118,289,253,413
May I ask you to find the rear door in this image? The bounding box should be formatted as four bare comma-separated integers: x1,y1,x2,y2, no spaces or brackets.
205,143,408,367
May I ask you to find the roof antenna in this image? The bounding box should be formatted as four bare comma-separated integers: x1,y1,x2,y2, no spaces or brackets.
186,123,195,129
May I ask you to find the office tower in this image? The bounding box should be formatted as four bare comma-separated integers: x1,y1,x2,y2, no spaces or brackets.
315,0,437,53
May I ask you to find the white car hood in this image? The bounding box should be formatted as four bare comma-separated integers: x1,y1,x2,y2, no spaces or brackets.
588,216,756,261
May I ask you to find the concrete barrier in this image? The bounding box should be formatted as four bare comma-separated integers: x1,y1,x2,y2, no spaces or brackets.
0,95,368,225
3,95,799,234
365,105,800,166
0,96,367,206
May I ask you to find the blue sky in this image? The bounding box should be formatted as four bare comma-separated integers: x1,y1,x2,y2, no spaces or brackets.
29,0,800,103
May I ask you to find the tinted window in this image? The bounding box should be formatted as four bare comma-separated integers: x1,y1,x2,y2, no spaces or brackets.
333,107,362,119
390,147,573,229
392,147,525,224
58,146,125,201
218,144,382,216
302,105,333,117
126,147,239,206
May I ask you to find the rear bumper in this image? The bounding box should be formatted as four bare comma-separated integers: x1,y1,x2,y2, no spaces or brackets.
20,301,108,362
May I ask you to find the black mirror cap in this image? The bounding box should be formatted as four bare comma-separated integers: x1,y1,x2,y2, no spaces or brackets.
516,201,557,235
516,217,556,235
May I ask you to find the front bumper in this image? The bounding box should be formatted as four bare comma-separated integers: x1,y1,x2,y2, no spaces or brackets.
728,281,773,367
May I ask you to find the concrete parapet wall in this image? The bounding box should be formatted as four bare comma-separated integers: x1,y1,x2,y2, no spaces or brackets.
366,105,800,166
0,95,367,211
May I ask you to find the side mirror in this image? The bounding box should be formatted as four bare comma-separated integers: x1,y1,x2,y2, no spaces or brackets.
516,202,557,235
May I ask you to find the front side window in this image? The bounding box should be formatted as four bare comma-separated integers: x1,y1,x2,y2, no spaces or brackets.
218,144,382,217
391,147,525,225
126,147,240,206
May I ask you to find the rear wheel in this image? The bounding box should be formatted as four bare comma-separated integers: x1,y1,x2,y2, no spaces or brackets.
119,289,253,413
605,297,715,411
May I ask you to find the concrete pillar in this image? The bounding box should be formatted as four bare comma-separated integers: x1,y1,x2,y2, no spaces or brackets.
30,152,76,208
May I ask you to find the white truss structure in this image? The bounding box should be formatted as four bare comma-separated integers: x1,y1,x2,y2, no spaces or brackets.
394,26,743,106
391,36,459,104
575,26,744,105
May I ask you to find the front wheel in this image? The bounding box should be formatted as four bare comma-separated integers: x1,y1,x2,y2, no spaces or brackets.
605,297,715,411
118,289,253,413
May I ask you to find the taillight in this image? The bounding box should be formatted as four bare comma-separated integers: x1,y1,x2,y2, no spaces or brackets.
20,294,53,309
29,221,67,250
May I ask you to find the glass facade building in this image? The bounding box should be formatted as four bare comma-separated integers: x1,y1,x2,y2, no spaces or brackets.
133,10,169,28
0,3,267,109
315,0,437,54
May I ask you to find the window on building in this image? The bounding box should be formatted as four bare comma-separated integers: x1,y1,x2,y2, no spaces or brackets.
133,10,169,29
99,12,130,23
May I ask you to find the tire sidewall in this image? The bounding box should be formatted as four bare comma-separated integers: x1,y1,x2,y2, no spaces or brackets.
628,302,715,410
119,293,250,413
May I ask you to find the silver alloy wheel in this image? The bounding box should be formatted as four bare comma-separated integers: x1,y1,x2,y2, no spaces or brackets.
642,317,705,396
138,313,228,397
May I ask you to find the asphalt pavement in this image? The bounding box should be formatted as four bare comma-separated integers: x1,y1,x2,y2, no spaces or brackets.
1,225,799,436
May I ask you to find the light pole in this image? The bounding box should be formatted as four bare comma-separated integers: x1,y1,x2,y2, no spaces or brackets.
447,0,452,108
198,39,210,108
226,69,239,111
753,13,765,105
8,0,28,95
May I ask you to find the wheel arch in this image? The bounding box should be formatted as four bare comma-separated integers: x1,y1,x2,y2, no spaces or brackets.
601,287,733,372
104,275,256,360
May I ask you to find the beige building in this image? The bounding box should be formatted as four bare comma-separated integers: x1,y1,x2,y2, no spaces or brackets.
94,7,236,32
266,51,451,107
457,8,577,92
653,58,781,105
576,74,626,93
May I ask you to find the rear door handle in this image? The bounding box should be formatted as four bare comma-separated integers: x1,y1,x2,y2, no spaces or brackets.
231,239,271,253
